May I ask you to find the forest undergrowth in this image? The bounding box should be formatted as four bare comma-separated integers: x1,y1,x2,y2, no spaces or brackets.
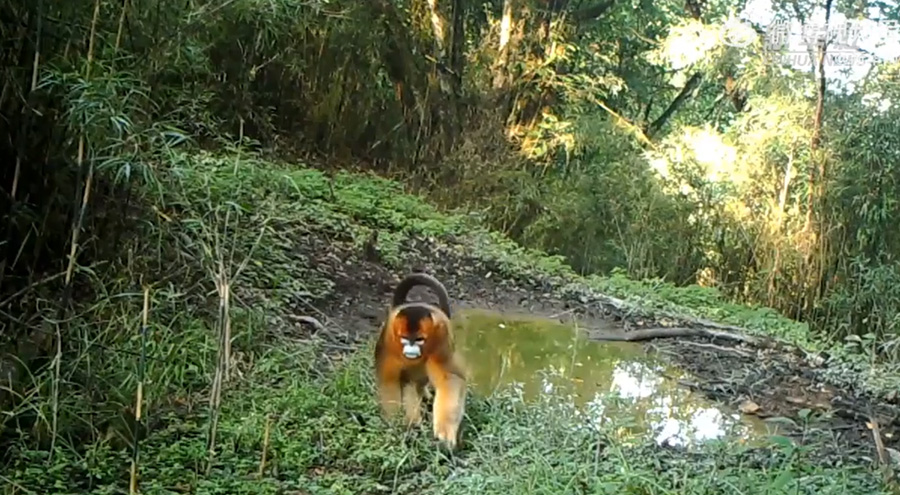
3,150,898,494
3,0,900,491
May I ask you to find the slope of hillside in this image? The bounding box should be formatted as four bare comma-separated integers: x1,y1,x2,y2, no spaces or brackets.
3,150,898,493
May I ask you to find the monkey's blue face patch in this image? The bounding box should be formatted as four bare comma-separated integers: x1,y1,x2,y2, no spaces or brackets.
400,337,425,359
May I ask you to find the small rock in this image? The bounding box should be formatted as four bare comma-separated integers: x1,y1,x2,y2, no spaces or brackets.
739,400,761,414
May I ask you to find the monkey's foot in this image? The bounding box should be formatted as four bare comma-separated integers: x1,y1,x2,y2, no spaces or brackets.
433,418,460,449
404,409,423,428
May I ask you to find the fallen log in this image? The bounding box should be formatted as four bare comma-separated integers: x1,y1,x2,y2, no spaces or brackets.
590,326,760,345
578,291,824,363
588,324,828,364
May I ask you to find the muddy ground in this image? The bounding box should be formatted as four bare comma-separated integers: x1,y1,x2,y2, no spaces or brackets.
287,233,899,467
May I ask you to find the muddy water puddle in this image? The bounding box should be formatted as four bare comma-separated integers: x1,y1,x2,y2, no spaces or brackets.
455,309,770,447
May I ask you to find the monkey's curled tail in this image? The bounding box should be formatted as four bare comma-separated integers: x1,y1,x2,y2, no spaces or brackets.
391,273,452,318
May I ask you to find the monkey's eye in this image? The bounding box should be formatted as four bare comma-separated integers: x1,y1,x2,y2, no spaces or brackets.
415,338,425,345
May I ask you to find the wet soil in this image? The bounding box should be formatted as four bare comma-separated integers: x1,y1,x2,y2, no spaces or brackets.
287,233,900,464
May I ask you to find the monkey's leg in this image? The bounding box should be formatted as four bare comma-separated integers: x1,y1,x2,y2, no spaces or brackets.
402,380,424,427
426,360,467,449
376,364,403,419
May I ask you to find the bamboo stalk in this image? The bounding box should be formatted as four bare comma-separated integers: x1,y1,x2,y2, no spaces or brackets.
115,0,129,52
85,0,102,77
205,341,224,473
30,0,44,92
206,267,228,473
257,414,273,478
222,273,232,381
130,287,150,494
51,0,102,460
223,120,243,377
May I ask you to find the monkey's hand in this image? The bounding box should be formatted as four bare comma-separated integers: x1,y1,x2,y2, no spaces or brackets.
431,375,466,450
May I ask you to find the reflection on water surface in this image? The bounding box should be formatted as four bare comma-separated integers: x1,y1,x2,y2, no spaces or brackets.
455,309,769,447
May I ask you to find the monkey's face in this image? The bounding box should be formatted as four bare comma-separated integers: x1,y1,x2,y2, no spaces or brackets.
391,312,438,361
399,336,426,359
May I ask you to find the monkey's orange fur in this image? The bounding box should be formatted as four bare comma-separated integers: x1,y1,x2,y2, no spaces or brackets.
374,274,467,449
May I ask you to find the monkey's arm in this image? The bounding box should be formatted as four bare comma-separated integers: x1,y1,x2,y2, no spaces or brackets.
375,339,404,418
425,357,467,449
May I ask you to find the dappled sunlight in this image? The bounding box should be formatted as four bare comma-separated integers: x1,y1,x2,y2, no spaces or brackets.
685,128,739,177
510,110,577,162
861,91,894,113
645,125,742,188
736,96,813,147
646,15,761,81
643,81,827,292
648,20,725,72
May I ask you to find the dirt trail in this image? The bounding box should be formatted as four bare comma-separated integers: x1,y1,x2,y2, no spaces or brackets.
290,235,899,465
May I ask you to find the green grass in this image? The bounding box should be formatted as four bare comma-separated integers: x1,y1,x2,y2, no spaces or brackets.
4,338,891,495
160,149,900,398
4,148,897,494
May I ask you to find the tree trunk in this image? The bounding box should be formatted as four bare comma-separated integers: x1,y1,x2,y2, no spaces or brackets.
426,0,464,153
449,0,465,94
646,73,703,138
803,0,833,312
768,146,795,306
446,0,466,142
493,0,515,90
372,0,424,131
427,0,447,59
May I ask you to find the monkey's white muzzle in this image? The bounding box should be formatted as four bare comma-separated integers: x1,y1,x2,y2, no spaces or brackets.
400,338,424,359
